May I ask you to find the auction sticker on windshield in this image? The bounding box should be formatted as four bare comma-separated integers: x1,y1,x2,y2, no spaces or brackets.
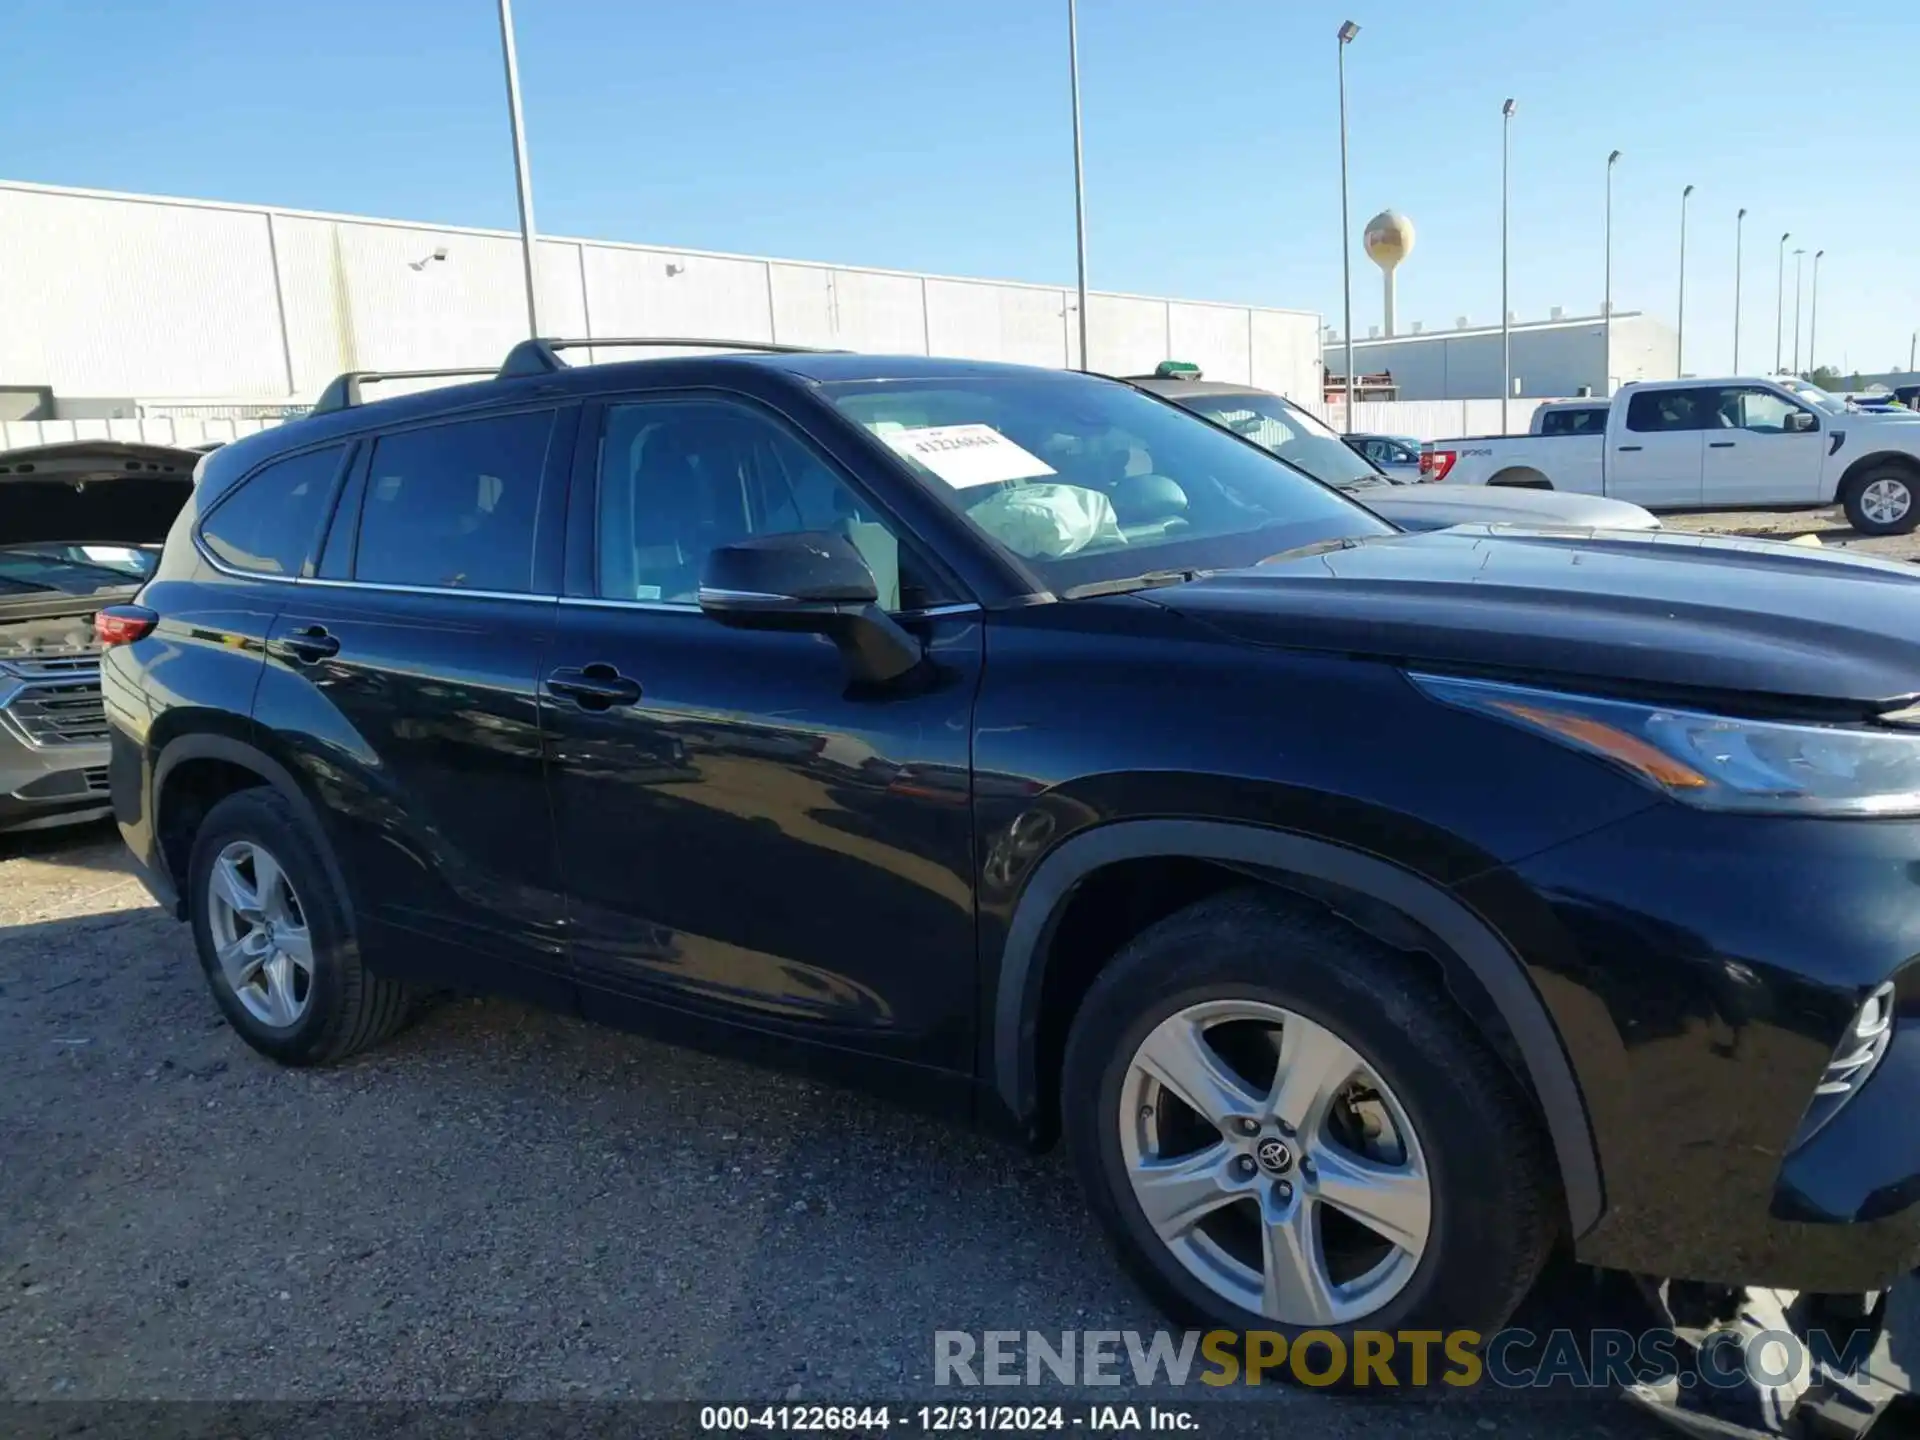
881,424,1057,489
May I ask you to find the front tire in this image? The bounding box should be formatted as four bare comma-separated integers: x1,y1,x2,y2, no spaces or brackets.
1843,464,1920,536
187,787,412,1066
1061,889,1557,1361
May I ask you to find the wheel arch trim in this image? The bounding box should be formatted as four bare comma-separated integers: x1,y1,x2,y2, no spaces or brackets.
990,818,1603,1235
152,732,356,928
1838,450,1920,496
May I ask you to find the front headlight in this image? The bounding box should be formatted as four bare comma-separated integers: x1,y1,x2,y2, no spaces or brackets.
1411,673,1920,816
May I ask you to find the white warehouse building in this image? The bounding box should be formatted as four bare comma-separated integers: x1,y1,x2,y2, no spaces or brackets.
0,180,1324,420
1324,310,1679,401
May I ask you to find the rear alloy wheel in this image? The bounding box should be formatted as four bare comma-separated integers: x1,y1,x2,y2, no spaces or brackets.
1844,466,1920,536
1062,889,1557,1365
187,787,414,1065
205,840,315,1028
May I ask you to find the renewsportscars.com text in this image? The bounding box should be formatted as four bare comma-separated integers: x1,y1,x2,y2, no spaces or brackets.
934,1326,1876,1390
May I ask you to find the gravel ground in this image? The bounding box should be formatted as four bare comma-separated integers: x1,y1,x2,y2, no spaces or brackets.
0,823,1674,1438
1662,503,1920,562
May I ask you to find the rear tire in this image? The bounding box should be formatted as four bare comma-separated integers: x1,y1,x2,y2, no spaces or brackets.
187,787,412,1066
1060,888,1557,1373
1842,464,1920,536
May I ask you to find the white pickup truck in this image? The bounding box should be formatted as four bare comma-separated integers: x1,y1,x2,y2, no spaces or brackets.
1420,376,1920,534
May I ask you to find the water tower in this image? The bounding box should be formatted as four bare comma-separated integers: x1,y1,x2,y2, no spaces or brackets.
1364,210,1416,338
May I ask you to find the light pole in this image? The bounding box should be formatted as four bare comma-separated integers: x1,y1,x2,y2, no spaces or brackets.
1676,184,1694,376
1066,0,1090,371
1775,232,1791,374
1337,20,1360,427
1604,150,1620,394
1501,97,1515,432
1808,249,1824,376
496,0,541,337
1791,247,1806,375
1733,208,1746,373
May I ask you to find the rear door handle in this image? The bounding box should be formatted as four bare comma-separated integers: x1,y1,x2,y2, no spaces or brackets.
278,625,340,664
1617,445,1643,452
1708,441,1736,449
546,663,642,710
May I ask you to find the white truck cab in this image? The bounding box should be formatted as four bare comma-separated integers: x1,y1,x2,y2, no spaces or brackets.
1422,376,1920,534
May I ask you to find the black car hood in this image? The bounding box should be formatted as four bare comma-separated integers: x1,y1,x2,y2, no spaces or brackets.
1153,526,1920,711
0,441,198,545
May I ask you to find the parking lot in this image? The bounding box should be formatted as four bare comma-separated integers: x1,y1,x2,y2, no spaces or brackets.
1662,503,1920,562
2,818,1675,1436
6,499,1908,1434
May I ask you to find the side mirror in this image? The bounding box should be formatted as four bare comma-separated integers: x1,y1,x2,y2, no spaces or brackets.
698,531,922,685
1784,411,1817,433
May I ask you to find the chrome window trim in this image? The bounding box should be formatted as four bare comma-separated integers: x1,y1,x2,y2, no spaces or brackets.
195,541,983,620
558,594,981,621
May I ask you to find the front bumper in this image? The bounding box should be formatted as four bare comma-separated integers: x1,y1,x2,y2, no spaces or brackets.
0,655,113,833
0,738,111,834
1456,804,1920,1296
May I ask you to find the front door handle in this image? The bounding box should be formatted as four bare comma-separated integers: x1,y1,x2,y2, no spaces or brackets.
278,625,340,665
1617,445,1644,452
1708,441,1736,449
546,663,642,710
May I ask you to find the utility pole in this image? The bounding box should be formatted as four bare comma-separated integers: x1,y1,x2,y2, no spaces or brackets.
1604,151,1620,394
1066,0,1090,370
1676,185,1694,375
497,0,542,336
1733,208,1746,373
1808,249,1824,376
1775,232,1790,374
1501,98,1516,431
1337,21,1360,428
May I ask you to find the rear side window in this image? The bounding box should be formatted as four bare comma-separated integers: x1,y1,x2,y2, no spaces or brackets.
353,411,554,592
1539,407,1605,436
1625,389,1715,433
199,445,344,577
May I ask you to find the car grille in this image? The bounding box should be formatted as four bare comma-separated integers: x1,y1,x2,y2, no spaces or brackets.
0,658,108,748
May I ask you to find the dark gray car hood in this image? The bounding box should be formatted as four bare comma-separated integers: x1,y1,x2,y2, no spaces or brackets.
1153,526,1920,712
0,441,198,545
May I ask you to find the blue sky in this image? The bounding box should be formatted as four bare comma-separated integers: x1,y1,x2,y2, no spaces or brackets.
5,0,1916,380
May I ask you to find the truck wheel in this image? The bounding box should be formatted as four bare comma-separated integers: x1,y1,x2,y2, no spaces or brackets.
186,787,414,1066
1843,465,1920,536
1061,888,1558,1372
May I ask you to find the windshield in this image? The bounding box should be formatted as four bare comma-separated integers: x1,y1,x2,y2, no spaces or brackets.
1775,377,1848,415
1169,390,1387,489
821,374,1391,592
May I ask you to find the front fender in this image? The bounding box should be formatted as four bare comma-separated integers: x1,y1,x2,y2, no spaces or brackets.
985,817,1605,1237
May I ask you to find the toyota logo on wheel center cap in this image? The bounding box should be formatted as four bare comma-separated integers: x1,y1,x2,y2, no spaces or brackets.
1254,1137,1293,1174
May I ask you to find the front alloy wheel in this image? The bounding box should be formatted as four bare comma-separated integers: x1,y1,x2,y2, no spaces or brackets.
1062,889,1557,1357
1860,477,1913,528
1120,999,1430,1326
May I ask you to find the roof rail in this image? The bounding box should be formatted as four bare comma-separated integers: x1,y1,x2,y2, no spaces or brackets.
310,367,501,417
497,336,841,379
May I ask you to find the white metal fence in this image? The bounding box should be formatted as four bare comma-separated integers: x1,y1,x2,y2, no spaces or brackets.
2,396,1562,455
2,416,287,451
1,180,1326,407
1301,397,1552,441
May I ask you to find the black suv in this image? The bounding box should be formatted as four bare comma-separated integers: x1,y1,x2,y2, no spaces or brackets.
105,339,1920,1350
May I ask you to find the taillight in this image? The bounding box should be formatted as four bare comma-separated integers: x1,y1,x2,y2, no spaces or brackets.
95,605,157,647
1424,449,1457,483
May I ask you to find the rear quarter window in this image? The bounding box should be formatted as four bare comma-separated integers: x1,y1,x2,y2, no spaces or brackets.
198,445,346,577
352,411,554,592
